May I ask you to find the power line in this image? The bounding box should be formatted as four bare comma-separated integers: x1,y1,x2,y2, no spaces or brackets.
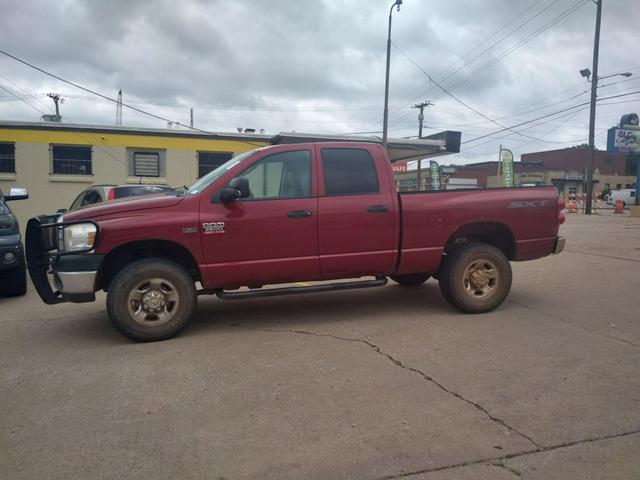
462,89,640,144
437,0,561,86
0,84,48,115
437,0,590,98
391,41,562,143
0,49,265,147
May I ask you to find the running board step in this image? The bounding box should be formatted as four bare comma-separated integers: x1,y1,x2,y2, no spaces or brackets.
216,277,388,300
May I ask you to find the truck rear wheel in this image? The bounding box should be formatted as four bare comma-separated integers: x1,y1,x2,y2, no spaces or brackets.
106,258,196,342
438,243,511,314
0,267,27,297
390,273,430,287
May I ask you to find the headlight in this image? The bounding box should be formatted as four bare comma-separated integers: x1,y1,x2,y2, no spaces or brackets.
0,214,16,231
60,222,97,252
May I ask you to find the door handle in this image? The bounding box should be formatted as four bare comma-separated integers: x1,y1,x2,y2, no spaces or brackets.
287,209,312,218
367,204,390,213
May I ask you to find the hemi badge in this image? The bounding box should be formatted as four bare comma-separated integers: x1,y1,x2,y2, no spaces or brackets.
182,227,198,234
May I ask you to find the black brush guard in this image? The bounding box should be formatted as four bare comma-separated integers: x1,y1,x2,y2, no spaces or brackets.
25,215,99,305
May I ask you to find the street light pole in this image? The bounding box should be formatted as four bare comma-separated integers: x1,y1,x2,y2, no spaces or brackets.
585,0,602,215
382,0,402,149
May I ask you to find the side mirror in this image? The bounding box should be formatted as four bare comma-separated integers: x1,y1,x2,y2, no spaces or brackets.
5,187,28,201
56,208,68,214
229,177,250,198
219,187,241,203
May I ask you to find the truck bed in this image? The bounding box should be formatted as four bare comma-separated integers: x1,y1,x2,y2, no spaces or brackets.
395,186,560,275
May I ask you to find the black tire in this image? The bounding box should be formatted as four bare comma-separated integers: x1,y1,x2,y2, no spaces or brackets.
106,258,197,342
390,272,431,287
0,267,27,297
438,243,512,314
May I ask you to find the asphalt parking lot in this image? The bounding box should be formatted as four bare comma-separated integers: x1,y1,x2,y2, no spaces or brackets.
2,213,639,480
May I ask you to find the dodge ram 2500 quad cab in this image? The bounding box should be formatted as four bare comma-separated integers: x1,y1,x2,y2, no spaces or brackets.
26,142,565,342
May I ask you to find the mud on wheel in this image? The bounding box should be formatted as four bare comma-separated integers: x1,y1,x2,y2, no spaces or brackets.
438,243,512,314
106,258,196,342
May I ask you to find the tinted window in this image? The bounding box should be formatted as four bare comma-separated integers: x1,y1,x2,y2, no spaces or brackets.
52,145,92,175
321,148,379,196
236,150,311,200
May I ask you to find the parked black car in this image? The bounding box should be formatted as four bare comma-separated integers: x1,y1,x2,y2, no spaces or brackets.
0,187,29,297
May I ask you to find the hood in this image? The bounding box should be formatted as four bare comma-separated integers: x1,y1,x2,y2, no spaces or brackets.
63,192,185,221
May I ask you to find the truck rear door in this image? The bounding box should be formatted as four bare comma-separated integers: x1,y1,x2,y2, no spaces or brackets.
316,144,399,279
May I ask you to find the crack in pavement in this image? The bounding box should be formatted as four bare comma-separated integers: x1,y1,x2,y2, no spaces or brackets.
490,461,522,477
377,429,640,479
230,324,540,449
508,298,640,348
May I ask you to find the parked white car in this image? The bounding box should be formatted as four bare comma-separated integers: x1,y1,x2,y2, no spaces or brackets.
605,189,636,206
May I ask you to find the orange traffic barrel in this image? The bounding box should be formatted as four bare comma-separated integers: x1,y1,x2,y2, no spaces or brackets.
567,201,577,213
614,199,624,214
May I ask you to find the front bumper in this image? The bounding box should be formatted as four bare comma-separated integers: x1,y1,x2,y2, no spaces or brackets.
553,236,565,255
25,216,103,304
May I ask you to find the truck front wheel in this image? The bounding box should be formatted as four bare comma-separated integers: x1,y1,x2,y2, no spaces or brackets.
438,243,512,314
106,258,197,342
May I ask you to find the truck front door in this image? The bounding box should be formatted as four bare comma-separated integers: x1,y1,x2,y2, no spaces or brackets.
199,148,319,288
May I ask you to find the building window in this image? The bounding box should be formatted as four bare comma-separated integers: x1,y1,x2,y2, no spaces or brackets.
52,145,92,175
0,143,15,173
198,151,233,178
127,149,166,178
321,148,379,196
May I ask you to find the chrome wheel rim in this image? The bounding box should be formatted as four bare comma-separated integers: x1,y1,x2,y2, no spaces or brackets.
127,278,179,326
462,258,499,300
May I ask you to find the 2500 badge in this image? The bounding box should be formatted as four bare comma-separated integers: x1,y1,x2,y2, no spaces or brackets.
202,221,225,234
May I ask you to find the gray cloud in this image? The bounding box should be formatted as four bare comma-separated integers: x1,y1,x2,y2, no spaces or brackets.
1,0,639,164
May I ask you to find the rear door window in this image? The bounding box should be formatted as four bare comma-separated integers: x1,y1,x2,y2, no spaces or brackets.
321,148,379,196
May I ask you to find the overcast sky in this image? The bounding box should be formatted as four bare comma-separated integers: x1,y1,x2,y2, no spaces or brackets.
1,0,639,164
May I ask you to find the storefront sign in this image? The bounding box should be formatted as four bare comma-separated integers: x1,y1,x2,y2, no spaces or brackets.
607,128,640,153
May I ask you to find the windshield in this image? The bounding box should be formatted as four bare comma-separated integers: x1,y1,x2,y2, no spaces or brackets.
188,149,257,194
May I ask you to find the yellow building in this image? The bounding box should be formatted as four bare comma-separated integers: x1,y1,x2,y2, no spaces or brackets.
0,121,270,222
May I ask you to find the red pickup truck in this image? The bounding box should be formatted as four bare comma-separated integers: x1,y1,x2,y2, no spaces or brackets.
26,142,565,342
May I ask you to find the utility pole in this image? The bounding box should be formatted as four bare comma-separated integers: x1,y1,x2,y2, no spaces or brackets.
116,89,123,125
46,93,63,122
585,0,602,215
190,108,194,128
413,100,431,190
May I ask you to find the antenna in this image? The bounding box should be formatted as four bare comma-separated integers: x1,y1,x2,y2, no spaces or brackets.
45,93,63,122
116,89,122,125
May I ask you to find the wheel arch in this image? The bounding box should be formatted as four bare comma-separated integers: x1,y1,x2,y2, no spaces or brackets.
443,221,516,260
95,239,201,291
